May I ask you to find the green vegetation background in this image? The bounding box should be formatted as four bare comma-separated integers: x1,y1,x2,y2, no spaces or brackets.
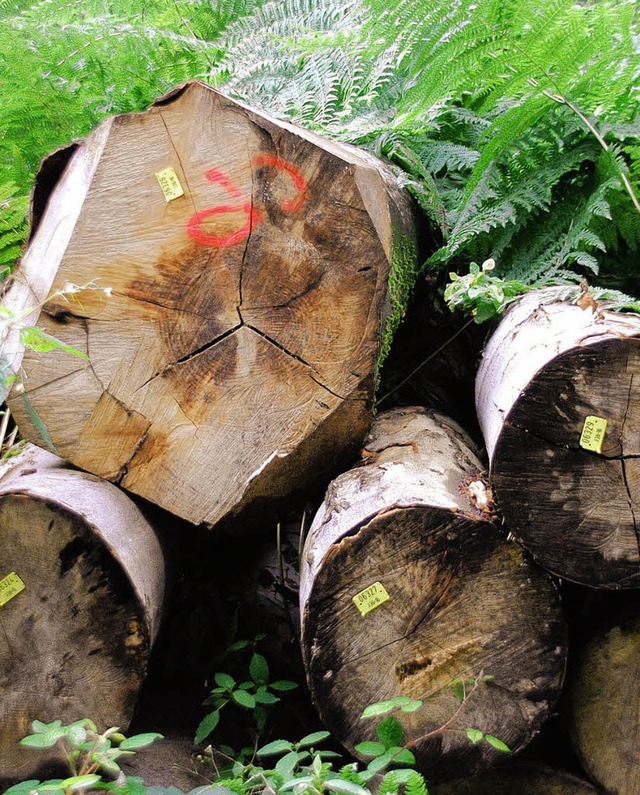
1,0,638,303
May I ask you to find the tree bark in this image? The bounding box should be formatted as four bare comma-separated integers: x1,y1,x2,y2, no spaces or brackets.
4,80,418,528
300,407,566,783
0,444,164,781
476,287,640,587
569,615,640,795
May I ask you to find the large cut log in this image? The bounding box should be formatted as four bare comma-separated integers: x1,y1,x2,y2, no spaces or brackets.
2,80,418,528
569,615,640,794
0,444,164,782
300,407,566,783
476,287,640,587
430,763,600,794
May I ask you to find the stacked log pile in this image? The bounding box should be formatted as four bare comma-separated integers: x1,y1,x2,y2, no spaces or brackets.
1,83,639,793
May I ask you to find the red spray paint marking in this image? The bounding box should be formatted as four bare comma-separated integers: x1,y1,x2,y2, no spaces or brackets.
252,154,308,213
186,156,308,248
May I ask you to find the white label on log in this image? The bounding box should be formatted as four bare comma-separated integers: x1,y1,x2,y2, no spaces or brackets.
0,572,25,607
155,168,185,202
352,581,390,617
580,415,608,454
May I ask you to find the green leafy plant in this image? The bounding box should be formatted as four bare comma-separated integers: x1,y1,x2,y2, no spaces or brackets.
356,698,421,782
4,718,163,795
195,637,298,745
444,258,527,322
202,726,426,795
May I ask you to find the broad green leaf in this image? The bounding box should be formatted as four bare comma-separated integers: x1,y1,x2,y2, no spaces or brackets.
324,780,371,795
354,741,386,757
20,731,63,749
366,749,397,774
450,680,465,703
214,672,235,690
275,750,305,780
279,776,314,791
60,775,101,790
20,327,88,359
65,724,87,747
119,732,163,750
232,689,256,708
270,680,298,691
485,735,511,753
194,710,220,744
257,738,294,756
254,690,279,705
361,698,413,719
3,782,42,795
298,730,331,747
466,728,484,744
32,719,61,733
392,749,415,765
399,699,422,713
249,652,269,685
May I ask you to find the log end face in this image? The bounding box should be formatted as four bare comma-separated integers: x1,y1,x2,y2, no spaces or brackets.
9,82,415,527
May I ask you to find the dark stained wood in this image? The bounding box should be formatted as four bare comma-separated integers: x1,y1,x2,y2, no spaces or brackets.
476,287,640,587
431,763,601,794
300,407,567,783
569,616,640,795
4,80,417,527
0,444,164,781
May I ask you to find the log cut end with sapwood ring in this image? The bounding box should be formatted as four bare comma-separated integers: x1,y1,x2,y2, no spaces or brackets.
569,615,640,795
5,80,418,527
0,444,164,781
300,407,566,783
476,287,640,588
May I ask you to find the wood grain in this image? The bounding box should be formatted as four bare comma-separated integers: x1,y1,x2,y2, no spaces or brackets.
569,616,640,795
5,81,416,527
476,288,640,587
300,408,566,782
0,444,164,780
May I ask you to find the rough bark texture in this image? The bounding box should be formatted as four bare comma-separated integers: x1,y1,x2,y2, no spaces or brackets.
4,80,417,528
430,763,600,794
476,287,640,587
300,407,567,783
0,444,164,781
569,615,640,795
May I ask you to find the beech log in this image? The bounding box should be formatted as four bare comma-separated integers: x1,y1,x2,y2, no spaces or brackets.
0,444,164,781
569,616,640,795
476,287,640,587
300,407,566,782
3,80,417,527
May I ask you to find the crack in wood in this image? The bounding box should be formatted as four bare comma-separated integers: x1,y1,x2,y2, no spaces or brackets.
115,426,150,485
242,270,325,311
123,292,220,319
134,324,242,391
236,147,255,325
158,111,198,216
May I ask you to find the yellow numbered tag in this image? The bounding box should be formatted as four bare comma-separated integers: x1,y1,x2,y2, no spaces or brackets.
352,582,390,617
580,415,608,454
155,168,184,202
0,572,25,607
